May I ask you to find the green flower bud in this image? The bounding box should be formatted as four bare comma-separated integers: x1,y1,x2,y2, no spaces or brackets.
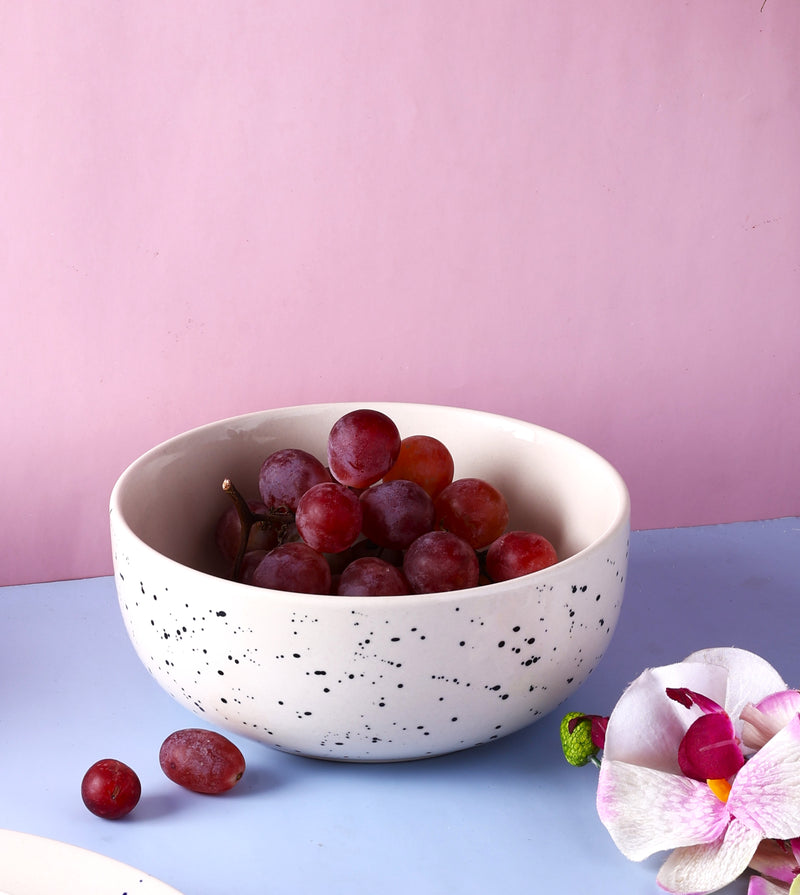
560,711,600,767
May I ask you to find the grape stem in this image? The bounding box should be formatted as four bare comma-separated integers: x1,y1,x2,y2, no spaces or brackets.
222,479,256,581
221,478,296,581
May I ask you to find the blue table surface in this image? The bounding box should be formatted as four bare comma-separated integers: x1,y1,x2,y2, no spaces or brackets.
2,518,798,895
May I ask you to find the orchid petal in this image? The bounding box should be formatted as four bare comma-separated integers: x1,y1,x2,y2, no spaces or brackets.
667,687,726,714
604,662,731,773
684,648,789,723
728,713,800,840
590,714,608,749
656,817,762,895
757,690,800,718
741,691,800,750
741,705,789,752
597,759,728,861
748,877,791,895
749,839,800,884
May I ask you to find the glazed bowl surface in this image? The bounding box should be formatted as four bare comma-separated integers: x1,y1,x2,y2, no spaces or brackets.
110,403,630,762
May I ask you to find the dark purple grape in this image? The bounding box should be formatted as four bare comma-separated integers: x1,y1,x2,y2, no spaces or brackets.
403,531,480,593
359,479,435,549
327,409,401,489
81,759,141,819
434,478,509,550
250,541,332,594
486,531,558,581
215,500,278,561
258,448,331,512
337,557,410,596
159,729,245,794
239,549,268,584
295,481,362,554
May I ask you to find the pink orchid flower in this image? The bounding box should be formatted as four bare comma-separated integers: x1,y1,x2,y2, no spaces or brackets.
595,647,800,895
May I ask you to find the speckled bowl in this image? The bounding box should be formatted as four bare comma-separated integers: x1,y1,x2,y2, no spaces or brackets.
110,403,630,762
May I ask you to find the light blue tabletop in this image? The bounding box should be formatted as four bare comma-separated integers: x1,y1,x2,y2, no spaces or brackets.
1,518,798,894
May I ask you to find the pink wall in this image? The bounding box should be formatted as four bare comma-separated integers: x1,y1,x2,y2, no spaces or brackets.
3,2,799,586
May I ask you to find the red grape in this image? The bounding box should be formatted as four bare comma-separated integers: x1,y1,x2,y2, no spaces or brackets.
486,530,558,581
383,434,454,498
251,541,332,594
258,448,331,512
434,478,509,550
296,482,362,553
239,549,268,584
403,530,480,593
81,759,141,819
359,479,435,550
159,728,245,794
215,500,279,562
327,409,401,489
337,556,410,596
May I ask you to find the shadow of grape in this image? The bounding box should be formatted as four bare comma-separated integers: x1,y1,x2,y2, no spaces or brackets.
225,763,285,798
131,791,185,821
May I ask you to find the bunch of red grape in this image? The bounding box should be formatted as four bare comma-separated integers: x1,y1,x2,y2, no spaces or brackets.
216,409,558,597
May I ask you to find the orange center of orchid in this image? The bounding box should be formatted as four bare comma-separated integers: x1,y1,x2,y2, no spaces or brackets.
707,777,732,802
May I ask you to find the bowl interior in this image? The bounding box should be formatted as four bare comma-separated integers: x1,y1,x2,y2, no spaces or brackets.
113,402,628,583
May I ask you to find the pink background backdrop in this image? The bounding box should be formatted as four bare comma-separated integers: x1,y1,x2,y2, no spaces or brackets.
2,2,798,587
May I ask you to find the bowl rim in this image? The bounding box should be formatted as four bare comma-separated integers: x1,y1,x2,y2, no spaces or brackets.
110,402,631,607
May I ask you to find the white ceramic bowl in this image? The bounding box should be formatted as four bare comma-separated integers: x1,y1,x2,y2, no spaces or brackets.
110,403,630,762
